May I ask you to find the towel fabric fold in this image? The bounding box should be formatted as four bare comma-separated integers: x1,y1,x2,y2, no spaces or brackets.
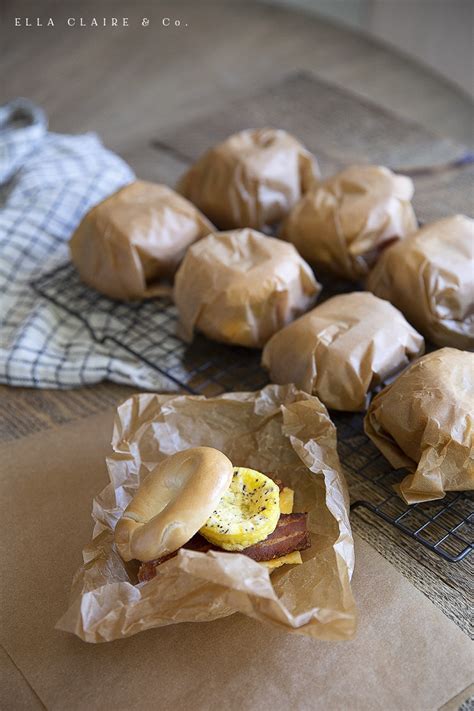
0,99,167,389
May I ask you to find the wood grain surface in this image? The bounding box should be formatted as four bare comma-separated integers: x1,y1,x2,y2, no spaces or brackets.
1,0,473,650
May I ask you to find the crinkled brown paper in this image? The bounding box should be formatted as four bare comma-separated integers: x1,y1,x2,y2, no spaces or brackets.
177,128,320,230
56,385,356,642
70,180,213,300
174,229,321,347
262,292,424,411
367,214,474,349
279,165,417,280
365,348,474,504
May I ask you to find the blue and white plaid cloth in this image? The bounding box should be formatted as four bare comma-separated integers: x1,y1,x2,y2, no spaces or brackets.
0,99,169,389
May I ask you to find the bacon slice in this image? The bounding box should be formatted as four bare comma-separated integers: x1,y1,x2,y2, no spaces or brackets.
239,512,310,561
137,513,310,583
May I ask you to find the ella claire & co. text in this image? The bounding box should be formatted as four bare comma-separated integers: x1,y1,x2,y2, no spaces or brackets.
14,17,184,27
15,17,131,27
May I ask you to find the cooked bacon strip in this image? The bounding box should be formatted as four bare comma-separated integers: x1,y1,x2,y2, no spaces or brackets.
137,513,310,583
240,512,310,561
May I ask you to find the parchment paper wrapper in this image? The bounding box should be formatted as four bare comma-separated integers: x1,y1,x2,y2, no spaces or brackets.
262,292,424,411
367,215,474,349
177,128,320,230
56,385,356,643
70,180,214,300
365,348,474,504
279,165,417,280
173,229,321,347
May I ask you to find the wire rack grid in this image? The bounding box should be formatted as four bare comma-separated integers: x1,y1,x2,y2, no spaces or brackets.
31,262,473,563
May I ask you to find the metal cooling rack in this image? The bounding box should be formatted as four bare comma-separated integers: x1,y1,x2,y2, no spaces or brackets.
32,262,473,562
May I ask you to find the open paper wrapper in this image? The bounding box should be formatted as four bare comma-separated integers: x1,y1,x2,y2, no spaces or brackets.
57,385,356,643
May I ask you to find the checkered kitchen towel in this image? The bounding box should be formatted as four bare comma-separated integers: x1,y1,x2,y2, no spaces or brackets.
0,99,170,389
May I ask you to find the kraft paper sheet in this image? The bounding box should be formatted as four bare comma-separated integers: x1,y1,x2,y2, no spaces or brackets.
2,411,473,710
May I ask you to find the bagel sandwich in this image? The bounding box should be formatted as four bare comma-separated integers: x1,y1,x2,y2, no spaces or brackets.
114,447,311,582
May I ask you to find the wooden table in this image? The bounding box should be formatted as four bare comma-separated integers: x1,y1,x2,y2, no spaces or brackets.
1,0,472,655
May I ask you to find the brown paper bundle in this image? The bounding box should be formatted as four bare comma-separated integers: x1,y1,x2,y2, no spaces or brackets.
70,180,213,300
56,385,356,642
262,292,424,411
367,215,474,349
173,229,321,348
365,348,474,504
279,165,417,280
177,128,319,230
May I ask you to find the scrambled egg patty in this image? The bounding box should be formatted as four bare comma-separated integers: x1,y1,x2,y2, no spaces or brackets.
200,467,280,550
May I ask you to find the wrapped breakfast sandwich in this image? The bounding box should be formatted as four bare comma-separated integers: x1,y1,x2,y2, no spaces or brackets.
365,348,474,504
177,128,319,231
279,165,417,280
70,181,213,300
56,385,356,642
262,292,424,411
367,215,474,349
173,228,321,348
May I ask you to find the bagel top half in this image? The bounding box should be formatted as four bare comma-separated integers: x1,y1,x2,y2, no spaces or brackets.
114,447,233,562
